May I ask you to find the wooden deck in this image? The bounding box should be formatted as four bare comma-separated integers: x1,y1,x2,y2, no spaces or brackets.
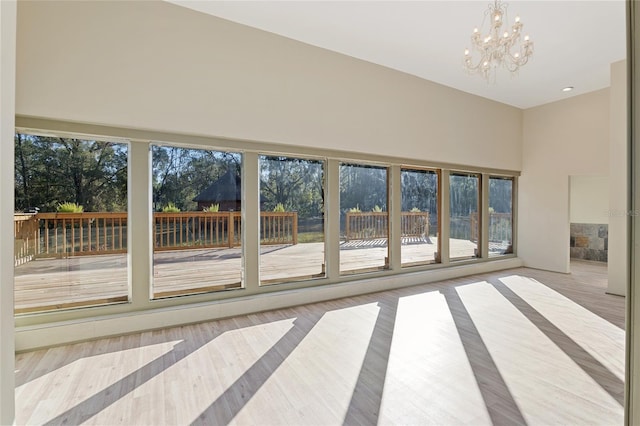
14,261,623,425
14,238,482,313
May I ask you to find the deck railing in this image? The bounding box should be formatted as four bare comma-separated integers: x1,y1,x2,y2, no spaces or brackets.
345,211,429,241
400,212,430,238
36,212,128,257
14,213,39,266
470,212,512,242
14,211,298,265
154,211,241,250
260,212,298,245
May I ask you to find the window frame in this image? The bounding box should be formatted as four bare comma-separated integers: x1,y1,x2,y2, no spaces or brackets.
399,166,441,268
13,120,519,328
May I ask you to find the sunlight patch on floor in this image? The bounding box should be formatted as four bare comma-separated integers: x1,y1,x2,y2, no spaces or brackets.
15,338,180,425
457,282,623,425
379,290,491,425
500,274,625,381
232,303,379,425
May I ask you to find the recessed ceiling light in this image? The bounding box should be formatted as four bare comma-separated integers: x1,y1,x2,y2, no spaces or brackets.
562,86,574,92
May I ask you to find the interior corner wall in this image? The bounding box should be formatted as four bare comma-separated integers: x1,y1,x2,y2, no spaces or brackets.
0,1,16,424
15,0,522,171
609,59,628,296
519,89,610,273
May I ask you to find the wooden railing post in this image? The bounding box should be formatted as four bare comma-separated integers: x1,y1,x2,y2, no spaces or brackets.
228,211,234,248
292,212,298,245
345,212,351,242
425,212,430,237
13,213,39,266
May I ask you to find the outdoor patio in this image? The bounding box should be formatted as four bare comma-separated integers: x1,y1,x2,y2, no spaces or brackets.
13,237,489,314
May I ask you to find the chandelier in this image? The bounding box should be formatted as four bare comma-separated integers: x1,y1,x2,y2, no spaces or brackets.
463,0,533,82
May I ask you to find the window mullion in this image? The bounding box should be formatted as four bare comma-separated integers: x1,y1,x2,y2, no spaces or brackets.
480,173,490,259
440,169,451,264
326,159,340,281
243,152,260,291
389,165,402,271
130,140,152,308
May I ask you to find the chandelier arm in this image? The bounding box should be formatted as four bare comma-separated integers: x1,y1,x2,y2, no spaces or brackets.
462,0,533,82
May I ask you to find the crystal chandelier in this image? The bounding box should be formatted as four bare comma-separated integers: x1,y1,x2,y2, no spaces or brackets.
463,0,534,82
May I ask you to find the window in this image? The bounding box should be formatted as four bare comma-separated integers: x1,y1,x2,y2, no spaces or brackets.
489,176,514,256
449,172,480,260
340,163,389,274
401,168,439,266
14,133,129,313
151,145,243,298
12,124,519,326
259,155,326,284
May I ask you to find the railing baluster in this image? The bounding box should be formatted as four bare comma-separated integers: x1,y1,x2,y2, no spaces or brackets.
87,218,91,251
97,217,101,252
69,217,75,255
191,215,196,246
228,211,234,248
80,218,85,253
61,218,66,255
293,213,298,245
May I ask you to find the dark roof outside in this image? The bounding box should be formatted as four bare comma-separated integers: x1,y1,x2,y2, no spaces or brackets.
193,169,240,203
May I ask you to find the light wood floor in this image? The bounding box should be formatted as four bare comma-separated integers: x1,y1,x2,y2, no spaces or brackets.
15,260,624,425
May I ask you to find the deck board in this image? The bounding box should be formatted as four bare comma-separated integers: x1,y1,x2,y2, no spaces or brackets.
15,238,483,313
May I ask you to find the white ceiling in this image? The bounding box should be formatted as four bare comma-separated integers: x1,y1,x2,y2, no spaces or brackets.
169,0,626,109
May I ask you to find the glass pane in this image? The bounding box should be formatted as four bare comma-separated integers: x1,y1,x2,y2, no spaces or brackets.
151,145,242,298
449,173,479,260
259,156,325,285
14,134,129,313
401,168,439,266
489,177,514,256
340,163,389,274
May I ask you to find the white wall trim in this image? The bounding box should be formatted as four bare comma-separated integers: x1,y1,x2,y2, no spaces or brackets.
627,2,638,424
0,1,17,424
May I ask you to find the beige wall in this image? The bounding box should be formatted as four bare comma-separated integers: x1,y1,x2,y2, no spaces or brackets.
15,0,522,171
569,175,609,224
519,89,610,273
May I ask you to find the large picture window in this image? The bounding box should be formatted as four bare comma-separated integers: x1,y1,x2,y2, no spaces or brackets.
489,176,514,257
259,155,326,285
151,145,243,298
449,172,480,261
12,126,519,325
339,163,389,274
401,168,439,266
14,133,129,313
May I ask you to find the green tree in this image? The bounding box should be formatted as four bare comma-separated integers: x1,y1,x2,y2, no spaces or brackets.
14,134,127,212
489,177,513,213
260,156,324,217
339,164,387,213
151,146,240,211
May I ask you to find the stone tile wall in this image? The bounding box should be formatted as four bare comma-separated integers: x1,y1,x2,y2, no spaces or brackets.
570,223,608,262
